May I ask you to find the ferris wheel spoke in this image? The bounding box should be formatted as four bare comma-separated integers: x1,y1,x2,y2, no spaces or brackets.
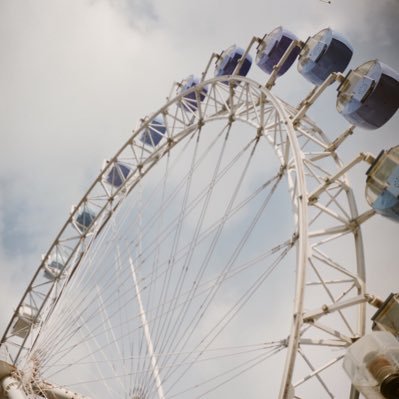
133,171,284,301
148,129,205,349
35,122,294,396
38,343,282,397
160,239,294,388
154,137,265,364
95,285,129,395
30,257,144,370
135,135,259,267
33,255,133,353
38,320,124,396
31,166,292,396
124,125,225,256
1,52,385,397
145,238,293,335
152,125,236,351
168,345,284,398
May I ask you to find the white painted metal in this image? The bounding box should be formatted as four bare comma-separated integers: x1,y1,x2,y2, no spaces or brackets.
0,376,26,399
308,152,375,202
232,36,259,76
292,72,344,125
0,72,371,398
32,382,92,399
265,40,302,89
270,93,310,399
129,257,165,399
303,295,368,321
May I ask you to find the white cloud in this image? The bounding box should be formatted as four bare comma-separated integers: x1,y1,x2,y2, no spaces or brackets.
0,0,398,397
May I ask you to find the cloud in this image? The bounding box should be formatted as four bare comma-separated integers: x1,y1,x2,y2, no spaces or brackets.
333,0,398,66
0,1,398,397
91,0,159,31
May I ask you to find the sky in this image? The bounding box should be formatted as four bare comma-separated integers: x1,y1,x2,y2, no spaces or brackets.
0,0,398,397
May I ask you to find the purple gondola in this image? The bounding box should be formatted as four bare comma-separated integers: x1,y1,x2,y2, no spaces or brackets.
178,75,208,111
106,162,131,188
337,60,399,129
140,116,166,147
75,209,96,233
256,27,301,76
215,45,252,79
298,28,353,86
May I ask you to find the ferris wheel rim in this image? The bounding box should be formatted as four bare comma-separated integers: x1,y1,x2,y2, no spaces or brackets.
0,74,367,398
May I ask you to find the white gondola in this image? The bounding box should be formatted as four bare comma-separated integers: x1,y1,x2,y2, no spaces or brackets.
11,305,39,339
43,260,64,280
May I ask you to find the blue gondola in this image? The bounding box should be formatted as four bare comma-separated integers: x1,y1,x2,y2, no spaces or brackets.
140,116,166,147
178,75,208,111
256,27,301,76
75,209,96,233
215,45,252,79
298,28,353,85
106,161,131,188
366,146,399,222
337,60,399,129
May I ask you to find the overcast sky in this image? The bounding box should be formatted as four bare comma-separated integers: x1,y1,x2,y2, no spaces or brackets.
0,0,398,396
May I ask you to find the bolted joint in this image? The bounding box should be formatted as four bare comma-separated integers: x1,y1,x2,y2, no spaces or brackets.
347,218,360,232
290,232,299,246
308,195,318,205
365,294,384,309
278,164,287,178
256,126,264,138
362,152,376,165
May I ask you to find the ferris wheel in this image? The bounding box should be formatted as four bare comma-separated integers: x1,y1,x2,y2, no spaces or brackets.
1,26,398,399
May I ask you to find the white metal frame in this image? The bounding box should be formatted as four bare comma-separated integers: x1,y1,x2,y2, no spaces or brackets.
0,73,373,398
